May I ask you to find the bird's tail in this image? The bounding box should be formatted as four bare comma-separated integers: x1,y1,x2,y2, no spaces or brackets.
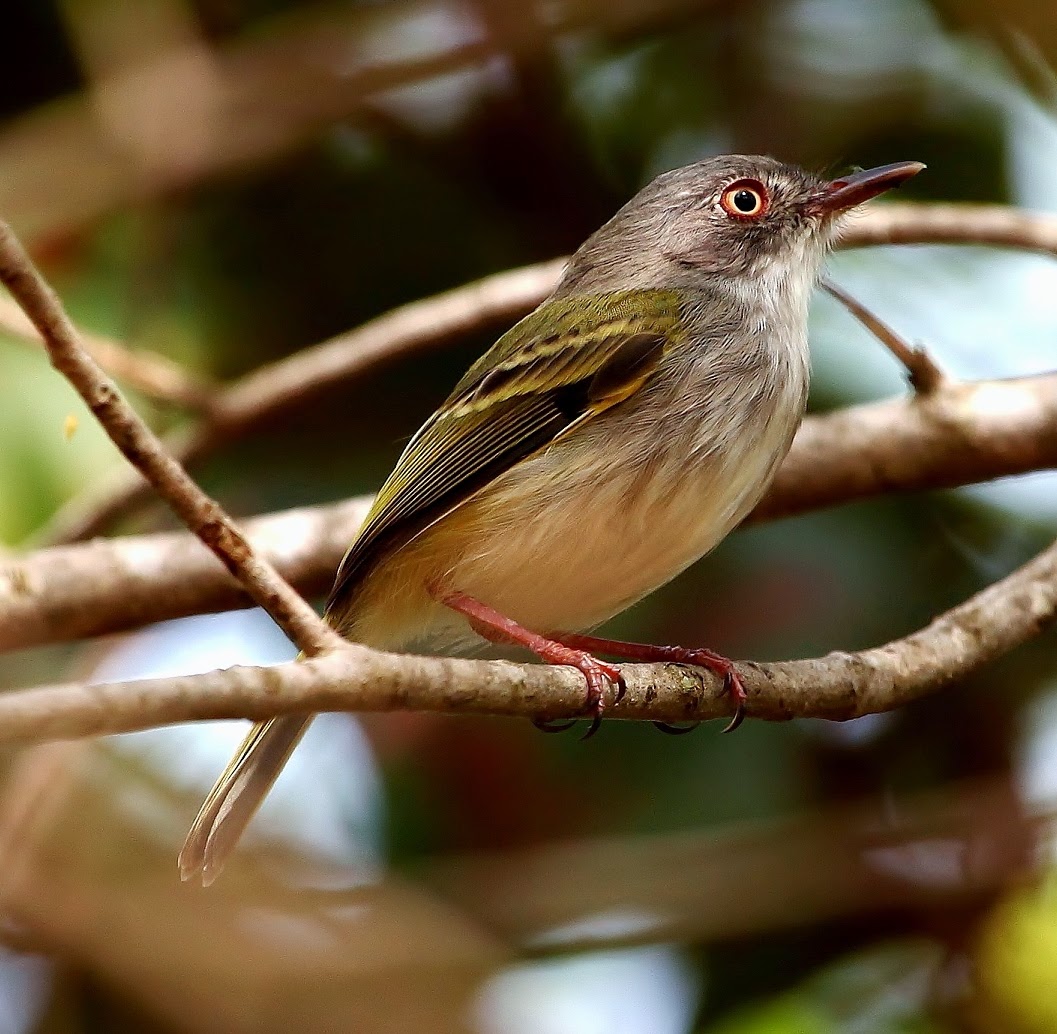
178,713,313,885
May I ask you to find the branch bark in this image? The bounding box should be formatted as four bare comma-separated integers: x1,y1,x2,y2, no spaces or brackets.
841,201,1057,251
2,500,1057,741
0,220,344,659
5,371,1057,652
33,201,1057,547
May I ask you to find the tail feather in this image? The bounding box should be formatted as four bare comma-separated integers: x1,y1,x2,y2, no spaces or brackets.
178,714,313,885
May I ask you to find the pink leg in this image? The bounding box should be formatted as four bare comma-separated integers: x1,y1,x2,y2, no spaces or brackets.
436,590,625,737
548,632,746,733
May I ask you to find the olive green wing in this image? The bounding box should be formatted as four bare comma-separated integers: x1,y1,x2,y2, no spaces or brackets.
325,290,682,614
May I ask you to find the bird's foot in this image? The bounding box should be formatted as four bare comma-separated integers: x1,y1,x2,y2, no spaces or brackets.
434,590,625,739
549,634,746,734
529,647,625,740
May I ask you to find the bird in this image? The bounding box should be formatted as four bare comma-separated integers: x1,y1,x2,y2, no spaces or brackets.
180,153,924,884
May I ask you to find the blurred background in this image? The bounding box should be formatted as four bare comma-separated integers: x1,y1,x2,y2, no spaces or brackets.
2,0,1057,1030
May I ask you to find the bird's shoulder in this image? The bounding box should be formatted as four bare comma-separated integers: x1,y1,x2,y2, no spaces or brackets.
446,288,685,407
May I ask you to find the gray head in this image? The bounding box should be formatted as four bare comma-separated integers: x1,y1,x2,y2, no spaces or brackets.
555,154,923,297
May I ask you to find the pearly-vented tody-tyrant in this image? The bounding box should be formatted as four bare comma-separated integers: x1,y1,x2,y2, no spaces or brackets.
181,154,924,884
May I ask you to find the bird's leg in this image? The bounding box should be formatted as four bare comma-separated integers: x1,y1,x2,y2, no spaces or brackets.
546,632,746,734
434,590,625,738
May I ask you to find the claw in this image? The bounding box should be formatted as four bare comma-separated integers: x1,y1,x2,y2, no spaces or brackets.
440,600,749,737
570,652,624,737
721,705,745,734
720,671,747,733
652,721,699,735
664,651,747,733
534,717,579,733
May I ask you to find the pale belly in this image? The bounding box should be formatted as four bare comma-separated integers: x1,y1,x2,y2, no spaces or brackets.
446,399,798,630
346,349,807,650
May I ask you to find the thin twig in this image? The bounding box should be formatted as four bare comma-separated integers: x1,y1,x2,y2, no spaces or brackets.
0,220,344,659
32,201,1057,547
821,279,946,393
5,371,1057,652
0,293,214,408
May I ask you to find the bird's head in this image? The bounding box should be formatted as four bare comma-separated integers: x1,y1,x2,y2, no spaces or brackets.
557,154,924,297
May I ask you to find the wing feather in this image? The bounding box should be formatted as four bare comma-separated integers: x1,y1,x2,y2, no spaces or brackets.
325,291,681,614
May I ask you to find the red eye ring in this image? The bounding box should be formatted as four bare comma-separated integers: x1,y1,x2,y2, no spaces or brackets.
720,179,769,220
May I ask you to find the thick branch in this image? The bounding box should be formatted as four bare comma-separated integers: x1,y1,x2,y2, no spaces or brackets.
34,202,1057,546
0,498,369,651
752,372,1057,521
4,372,1057,652
0,221,343,658
2,505,1057,741
425,779,1036,951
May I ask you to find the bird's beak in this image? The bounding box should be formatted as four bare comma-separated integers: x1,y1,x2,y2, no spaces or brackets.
814,160,926,214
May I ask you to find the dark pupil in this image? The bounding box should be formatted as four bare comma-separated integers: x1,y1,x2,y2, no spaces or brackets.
733,189,758,212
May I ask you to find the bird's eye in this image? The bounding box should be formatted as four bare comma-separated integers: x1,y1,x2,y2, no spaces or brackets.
720,179,769,220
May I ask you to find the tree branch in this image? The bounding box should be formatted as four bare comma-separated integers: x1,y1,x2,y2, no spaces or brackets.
841,201,1057,251
752,372,1057,521
425,779,1037,952
0,293,215,408
0,220,344,659
4,371,1057,652
2,498,1057,741
32,202,1057,547
0,498,369,651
